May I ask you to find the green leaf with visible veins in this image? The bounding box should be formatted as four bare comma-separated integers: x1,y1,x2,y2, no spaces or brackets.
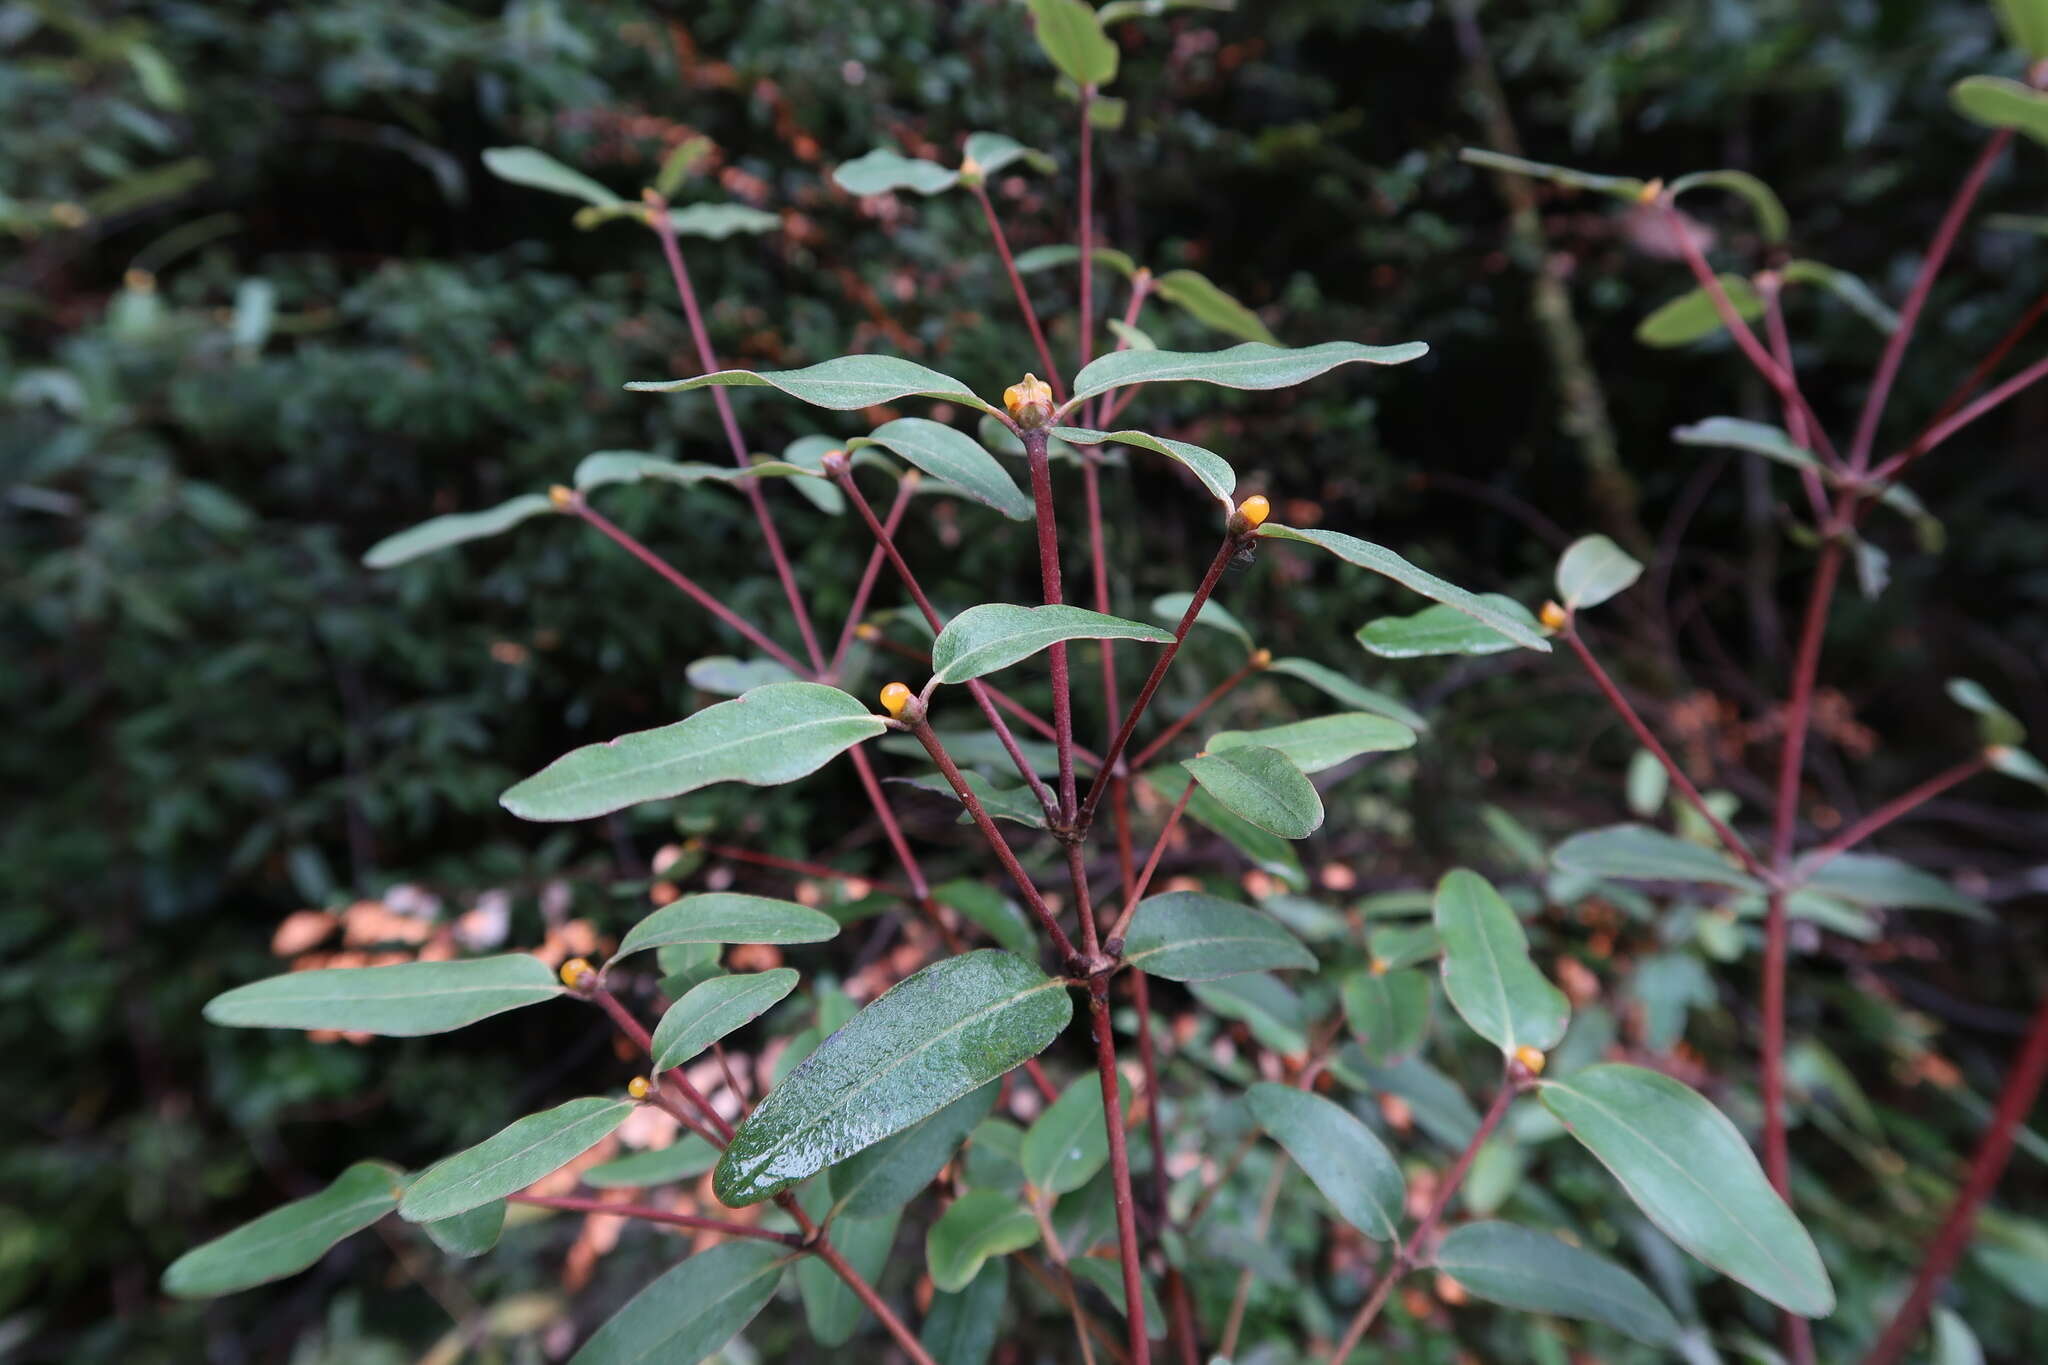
830,1083,997,1218
1432,1221,1682,1345
1551,823,1762,891
1182,744,1324,839
848,417,1032,520
1246,1083,1404,1240
204,955,563,1036
1020,1075,1126,1195
1122,890,1315,981
1433,869,1570,1056
930,603,1173,684
1066,339,1427,407
567,1241,791,1365
162,1162,405,1297
628,354,1001,417
1210,713,1416,773
401,1098,635,1223
616,893,840,961
1053,427,1235,505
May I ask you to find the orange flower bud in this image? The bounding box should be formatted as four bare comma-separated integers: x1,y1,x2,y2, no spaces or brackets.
1539,600,1568,631
548,484,577,511
1236,494,1271,528
627,1076,652,1100
1250,648,1273,668
958,155,984,188
1637,177,1665,205
879,682,915,717
1002,374,1055,429
1513,1043,1547,1076
559,957,595,988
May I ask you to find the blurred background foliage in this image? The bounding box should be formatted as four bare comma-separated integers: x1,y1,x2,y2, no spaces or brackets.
4,0,2045,1360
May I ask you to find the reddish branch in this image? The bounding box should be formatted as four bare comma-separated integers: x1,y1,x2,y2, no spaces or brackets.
506,1193,802,1245
1797,756,1989,880
972,182,1065,400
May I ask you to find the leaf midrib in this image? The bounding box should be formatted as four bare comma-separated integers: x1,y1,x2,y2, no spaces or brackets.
523,711,879,802
406,1101,629,1217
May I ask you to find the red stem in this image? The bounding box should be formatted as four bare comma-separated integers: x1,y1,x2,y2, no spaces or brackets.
830,473,916,675
505,1193,802,1245
1761,279,1834,524
1797,756,1988,879
1024,431,1082,823
1089,979,1151,1364
594,986,735,1143
1129,660,1260,771
1876,349,2048,481
812,1234,941,1365
1919,286,2048,433
1106,775,1196,945
972,183,1065,400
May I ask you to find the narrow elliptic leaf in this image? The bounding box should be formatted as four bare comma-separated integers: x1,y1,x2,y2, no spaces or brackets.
362,494,555,568
1953,74,2048,147
162,1161,405,1297
1026,0,1119,87
1122,890,1315,981
628,354,1000,418
1245,1083,1404,1241
1191,972,1307,1054
421,1200,506,1259
715,951,1073,1205
1053,426,1235,505
1668,169,1789,243
1672,417,1935,535
928,1190,1040,1293
571,451,818,493
1357,597,1537,658
567,1240,789,1365
962,130,1054,177
1066,339,1427,407
1796,851,1988,917
1989,744,2048,792
932,880,1036,956
1021,1076,1124,1195
1107,318,1156,349
481,146,620,207
616,893,841,961
832,147,958,196
1210,713,1416,773
1932,1306,1988,1365
920,1258,1008,1365
1068,1257,1168,1339
1994,0,2048,58
583,1136,718,1188
1540,1064,1835,1317
1342,967,1433,1064
1369,922,1441,971
1149,590,1253,647
1459,148,1648,200
502,682,887,822
1266,656,1428,730
1146,770,1306,887
796,1187,901,1347
848,416,1032,519
666,202,780,238
831,1083,997,1217
1636,274,1764,347
902,770,1050,829
1780,258,1900,333
1948,677,2027,746
1434,869,1570,1058
1552,824,1763,891
930,603,1173,684
204,955,562,1036
1556,534,1644,611
1432,1221,1682,1345
402,1098,635,1223
1152,268,1278,344
1183,745,1323,839
685,655,800,696
1012,243,1140,278
651,969,800,1071
1260,525,1551,652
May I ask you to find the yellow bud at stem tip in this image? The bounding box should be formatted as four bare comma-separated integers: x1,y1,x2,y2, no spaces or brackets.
1513,1044,1547,1076
1236,494,1271,528
559,957,594,988
627,1076,652,1099
879,682,914,717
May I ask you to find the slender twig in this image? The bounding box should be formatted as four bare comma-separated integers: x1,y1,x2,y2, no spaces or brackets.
830,472,916,675
1130,660,1261,771
1920,286,2048,433
1860,995,2048,1365
1219,1157,1288,1358
971,182,1065,400
1875,349,2048,481
1088,978,1151,1363
1016,1253,1131,1364
1105,776,1196,946
1760,278,1834,525
1024,429,1083,823
1026,1189,1102,1365
810,1233,940,1365
506,1193,801,1245
1796,756,1989,880
593,985,735,1143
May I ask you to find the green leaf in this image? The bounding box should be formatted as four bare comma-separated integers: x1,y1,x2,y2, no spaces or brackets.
616,893,840,961
1245,1083,1404,1240
1636,275,1764,347
567,1241,789,1365
1149,591,1253,647
666,203,780,238
1122,890,1315,981
1067,1257,1167,1338
1796,851,1988,917
1053,427,1236,505
1668,169,1789,243
1555,534,1643,611
571,451,818,493
1260,525,1551,652
932,881,1036,956
583,1137,719,1188
1152,268,1277,344
848,417,1032,519
920,1258,1008,1365
1932,1306,1987,1365
715,951,1072,1205
1107,318,1156,349
1099,0,1233,18
1209,713,1416,773
930,603,1173,684
421,1201,506,1259
1671,417,1939,541
962,131,1052,178
1953,74,2048,146
1434,869,1569,1056
1994,0,2048,57
1458,148,1648,201
795,1189,901,1346
1012,243,1139,278
1266,657,1428,730
481,146,620,207
1341,967,1433,1064
1949,677,2027,746
1627,750,1670,818
1026,0,1119,87
401,1098,636,1223
502,682,887,822
1551,824,1763,891
1432,1221,1682,1346
162,1162,405,1297
1191,972,1307,1054
832,147,958,196
1066,339,1427,407
831,1083,997,1217
650,969,800,1071
902,770,1049,829
685,655,801,696
1540,1064,1834,1317
1021,1076,1120,1195
1780,259,1899,333
1989,744,2048,792
628,354,1000,418
1357,597,1537,658
1146,770,1305,887
1369,922,1442,971
362,494,556,568
1182,745,1323,839
928,1190,1040,1293
203,955,563,1037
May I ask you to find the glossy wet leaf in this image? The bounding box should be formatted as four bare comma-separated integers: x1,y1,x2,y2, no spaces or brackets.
930,603,1173,684
567,1240,789,1365
1026,0,1118,87
927,1190,1041,1293
1053,426,1235,505
1246,1083,1403,1240
1209,713,1415,773
1668,169,1788,243
1540,1063,1834,1317
502,683,886,822
1021,1076,1122,1195
1068,1257,1168,1339
1556,534,1643,610
1066,339,1427,407
162,1161,404,1297
1341,967,1433,1064
1953,74,2048,146
1551,823,1763,891
583,1137,718,1188
1435,868,1570,1056
1182,744,1323,838
401,1098,635,1223
832,147,957,196
848,417,1032,519
1357,596,1536,657
831,1083,997,1217
650,969,799,1071
1458,147,1648,200
628,354,1000,417
203,954,563,1036
1636,274,1764,346
921,1258,1008,1365
1796,851,1988,917
571,451,817,493
1261,524,1551,651
1433,1221,1682,1345
1122,890,1315,981
685,655,800,696
481,146,620,206
1949,677,2026,746
362,494,556,568
421,1200,505,1259
616,893,840,962
1266,656,1428,730
1152,268,1277,344
715,951,1072,1204
795,1186,900,1346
